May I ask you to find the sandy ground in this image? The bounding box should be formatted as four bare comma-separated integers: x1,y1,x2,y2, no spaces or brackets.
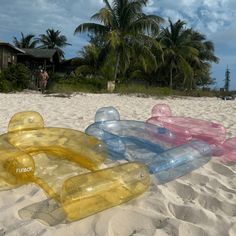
0,92,235,236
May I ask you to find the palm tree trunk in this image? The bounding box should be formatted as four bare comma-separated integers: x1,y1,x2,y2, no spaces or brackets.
114,51,120,83
190,76,193,90
170,63,173,89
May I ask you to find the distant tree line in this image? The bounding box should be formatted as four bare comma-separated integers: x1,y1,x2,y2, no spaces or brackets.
73,0,219,90
12,0,219,91
13,29,71,58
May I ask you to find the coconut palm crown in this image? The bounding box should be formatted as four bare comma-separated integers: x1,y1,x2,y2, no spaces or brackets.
38,29,71,58
158,20,200,88
13,32,39,48
75,0,164,82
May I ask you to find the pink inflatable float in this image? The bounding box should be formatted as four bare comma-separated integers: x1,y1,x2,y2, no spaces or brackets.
147,104,236,163
148,104,226,145
220,138,236,163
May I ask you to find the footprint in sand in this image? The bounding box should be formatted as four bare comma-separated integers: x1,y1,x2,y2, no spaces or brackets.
209,162,236,177
96,209,163,236
143,197,169,216
168,202,215,225
181,173,209,186
229,224,236,236
167,181,197,202
168,203,232,236
207,178,236,200
178,222,209,236
197,193,236,217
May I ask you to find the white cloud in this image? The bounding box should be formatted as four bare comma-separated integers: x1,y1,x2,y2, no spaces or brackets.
146,0,235,35
0,0,103,57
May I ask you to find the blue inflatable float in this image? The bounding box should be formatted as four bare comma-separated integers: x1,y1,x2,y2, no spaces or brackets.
85,107,212,184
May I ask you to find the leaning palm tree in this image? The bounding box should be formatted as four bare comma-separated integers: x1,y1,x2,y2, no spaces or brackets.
38,29,71,58
158,20,199,89
75,0,164,83
13,32,39,48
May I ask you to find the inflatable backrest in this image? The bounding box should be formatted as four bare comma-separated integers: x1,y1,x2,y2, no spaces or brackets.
151,104,172,117
95,107,120,122
8,111,44,132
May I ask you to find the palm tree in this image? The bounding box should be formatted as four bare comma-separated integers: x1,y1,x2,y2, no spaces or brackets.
38,29,71,58
186,29,219,88
74,43,103,76
13,32,39,48
75,0,164,84
158,20,199,89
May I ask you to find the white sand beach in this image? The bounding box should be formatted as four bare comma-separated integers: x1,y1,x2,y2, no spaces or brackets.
0,92,235,236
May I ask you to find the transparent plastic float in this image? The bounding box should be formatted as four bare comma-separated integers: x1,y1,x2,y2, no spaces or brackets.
0,111,149,224
85,107,212,184
147,104,236,163
147,104,226,146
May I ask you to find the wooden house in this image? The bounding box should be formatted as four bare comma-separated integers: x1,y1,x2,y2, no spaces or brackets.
0,41,61,73
17,48,61,72
0,41,25,72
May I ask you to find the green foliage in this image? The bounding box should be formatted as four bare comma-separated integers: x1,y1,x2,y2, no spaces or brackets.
0,79,12,92
13,32,39,48
75,43,103,77
75,0,164,81
99,51,116,81
38,29,71,58
8,1,218,96
173,89,216,97
0,64,31,92
116,84,216,97
116,83,173,96
75,1,218,91
224,67,230,92
47,76,106,93
45,74,217,97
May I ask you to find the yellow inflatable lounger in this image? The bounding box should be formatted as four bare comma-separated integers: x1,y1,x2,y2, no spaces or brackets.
0,111,150,224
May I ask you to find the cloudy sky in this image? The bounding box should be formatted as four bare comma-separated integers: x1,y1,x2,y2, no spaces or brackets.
0,0,235,89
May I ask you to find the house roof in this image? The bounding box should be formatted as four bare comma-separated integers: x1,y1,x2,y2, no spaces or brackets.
20,48,58,59
0,41,25,53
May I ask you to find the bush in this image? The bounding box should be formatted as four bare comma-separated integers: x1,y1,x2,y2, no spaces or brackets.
173,89,216,97
47,75,107,93
0,79,12,92
0,64,31,92
116,83,173,97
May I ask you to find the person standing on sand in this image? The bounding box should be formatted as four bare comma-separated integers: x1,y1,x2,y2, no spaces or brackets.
40,70,49,94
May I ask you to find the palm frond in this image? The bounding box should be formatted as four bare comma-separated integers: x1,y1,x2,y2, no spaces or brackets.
102,0,119,27
107,30,121,49
74,23,109,35
130,14,164,34
177,55,194,84
75,65,96,75
91,8,114,26
13,32,38,48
